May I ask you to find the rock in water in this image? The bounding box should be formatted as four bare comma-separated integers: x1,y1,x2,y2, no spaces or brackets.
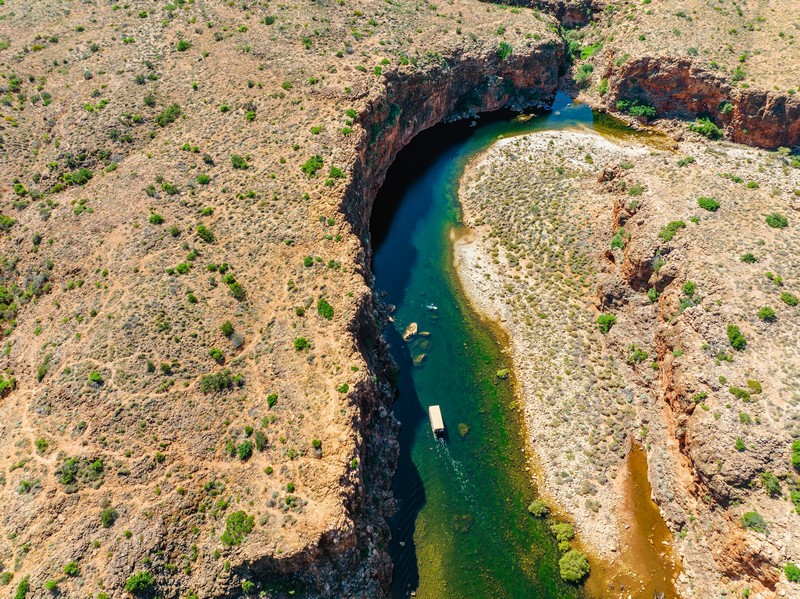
402,322,418,340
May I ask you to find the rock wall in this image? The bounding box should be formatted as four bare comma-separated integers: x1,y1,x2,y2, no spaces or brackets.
606,56,800,149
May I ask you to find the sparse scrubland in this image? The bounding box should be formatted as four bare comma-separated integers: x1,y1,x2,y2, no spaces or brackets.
0,0,798,595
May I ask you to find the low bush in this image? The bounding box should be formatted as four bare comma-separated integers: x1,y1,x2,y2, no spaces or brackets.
616,99,657,119
155,104,181,127
689,118,723,139
760,472,781,497
199,370,244,394
757,306,776,322
765,213,788,228
697,196,720,211
100,506,118,528
497,41,513,60
237,441,253,461
596,313,616,334
740,253,757,263
196,225,215,243
726,324,746,351
317,298,334,320
740,511,767,533
124,571,155,595
231,154,248,170
786,562,800,583
781,292,799,306
301,155,324,177
527,499,549,518
658,220,686,242
559,549,590,583
221,511,255,546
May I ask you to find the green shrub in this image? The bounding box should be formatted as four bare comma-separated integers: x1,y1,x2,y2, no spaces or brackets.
70,167,94,186
781,292,799,306
497,41,513,60
0,214,15,232
760,472,781,497
765,213,789,228
293,337,309,351
527,499,549,518
209,348,224,364
254,430,267,451
574,63,594,86
148,213,164,225
237,441,253,461
176,39,191,51
14,577,29,599
221,321,234,337
740,253,757,263
786,562,800,583
312,438,322,449
317,298,334,320
689,118,723,139
44,580,58,592
596,313,616,334
197,174,210,185
199,370,244,394
616,99,657,119
267,393,278,408
658,220,686,242
647,287,659,303
155,104,181,127
301,155,324,177
221,511,255,546
124,571,155,595
792,439,800,471
559,549,590,583
88,371,103,385
228,281,245,301
550,522,575,544
242,580,256,593
757,306,776,321
196,225,215,243
63,561,80,576
697,197,720,211
231,154,248,170
739,511,767,533
610,230,625,250
100,506,118,528
727,325,747,350
735,438,746,451
729,387,751,402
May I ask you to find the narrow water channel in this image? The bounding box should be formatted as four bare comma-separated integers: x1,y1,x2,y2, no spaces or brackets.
371,93,673,598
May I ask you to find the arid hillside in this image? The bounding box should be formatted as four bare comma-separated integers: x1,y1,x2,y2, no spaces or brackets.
0,0,569,597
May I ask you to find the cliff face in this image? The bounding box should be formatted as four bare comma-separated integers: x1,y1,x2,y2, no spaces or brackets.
346,42,563,245
606,57,800,149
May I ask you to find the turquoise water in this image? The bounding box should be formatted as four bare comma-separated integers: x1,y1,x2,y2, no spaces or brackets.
372,93,596,598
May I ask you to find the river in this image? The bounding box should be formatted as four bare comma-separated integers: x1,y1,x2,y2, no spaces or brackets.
371,92,677,598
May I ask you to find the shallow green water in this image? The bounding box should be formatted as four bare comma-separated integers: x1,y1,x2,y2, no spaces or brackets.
372,93,601,598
